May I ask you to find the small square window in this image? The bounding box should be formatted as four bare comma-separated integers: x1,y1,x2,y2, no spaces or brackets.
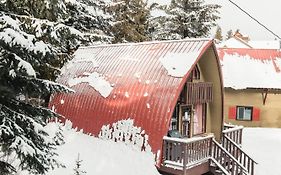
236,106,253,121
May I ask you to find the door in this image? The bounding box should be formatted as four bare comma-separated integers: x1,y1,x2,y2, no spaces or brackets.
193,103,206,135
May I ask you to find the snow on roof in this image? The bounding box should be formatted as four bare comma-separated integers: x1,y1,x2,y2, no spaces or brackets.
68,72,113,98
218,48,281,90
218,37,251,49
160,51,201,77
249,40,280,49
219,37,280,49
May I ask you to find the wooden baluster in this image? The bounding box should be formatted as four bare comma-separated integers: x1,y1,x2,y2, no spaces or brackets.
183,143,187,175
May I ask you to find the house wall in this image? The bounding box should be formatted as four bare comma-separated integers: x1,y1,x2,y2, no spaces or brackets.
224,88,281,127
198,47,224,140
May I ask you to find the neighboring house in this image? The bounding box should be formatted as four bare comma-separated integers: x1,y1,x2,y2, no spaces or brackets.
50,39,255,175
220,31,280,49
218,48,281,127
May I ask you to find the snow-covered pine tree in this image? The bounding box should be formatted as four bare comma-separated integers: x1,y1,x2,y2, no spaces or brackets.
0,0,111,174
106,0,150,43
226,29,233,40
73,154,86,175
0,44,71,174
0,0,111,80
148,0,220,40
147,2,174,40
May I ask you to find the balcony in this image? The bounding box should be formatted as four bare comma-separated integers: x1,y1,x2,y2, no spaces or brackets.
186,82,213,105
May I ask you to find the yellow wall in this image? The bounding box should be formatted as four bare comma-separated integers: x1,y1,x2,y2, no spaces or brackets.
224,88,281,127
198,47,224,140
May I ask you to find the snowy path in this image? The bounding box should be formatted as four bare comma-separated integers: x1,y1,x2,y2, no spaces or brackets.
243,128,281,175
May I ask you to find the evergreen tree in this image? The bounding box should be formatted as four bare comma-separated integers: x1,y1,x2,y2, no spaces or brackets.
226,29,233,40
0,0,111,80
73,154,86,175
214,25,223,43
106,0,150,43
148,0,220,40
0,45,71,174
147,2,172,40
0,0,111,174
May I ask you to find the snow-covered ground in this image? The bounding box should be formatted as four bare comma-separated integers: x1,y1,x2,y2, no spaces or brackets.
243,127,281,175
18,123,281,175
32,121,160,175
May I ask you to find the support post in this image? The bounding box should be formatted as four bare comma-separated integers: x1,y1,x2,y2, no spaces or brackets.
262,88,268,105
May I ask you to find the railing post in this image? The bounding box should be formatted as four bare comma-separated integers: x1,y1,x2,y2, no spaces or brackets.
251,160,254,175
240,128,243,145
182,143,187,175
209,137,213,157
163,140,167,162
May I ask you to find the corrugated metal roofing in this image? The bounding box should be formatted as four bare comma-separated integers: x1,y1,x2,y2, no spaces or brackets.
218,48,281,89
50,39,216,161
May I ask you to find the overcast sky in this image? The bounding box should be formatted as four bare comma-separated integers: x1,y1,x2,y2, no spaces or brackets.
208,0,281,41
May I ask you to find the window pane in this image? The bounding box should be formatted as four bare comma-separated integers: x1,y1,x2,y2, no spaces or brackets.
237,107,244,119
244,108,252,120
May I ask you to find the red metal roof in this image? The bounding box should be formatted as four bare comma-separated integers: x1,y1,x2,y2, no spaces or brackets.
218,48,281,89
50,39,216,161
218,48,281,61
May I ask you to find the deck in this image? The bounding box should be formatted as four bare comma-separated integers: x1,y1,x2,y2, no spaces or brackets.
159,125,256,175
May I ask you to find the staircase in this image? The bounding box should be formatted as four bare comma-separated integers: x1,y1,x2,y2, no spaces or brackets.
160,124,257,175
210,124,257,175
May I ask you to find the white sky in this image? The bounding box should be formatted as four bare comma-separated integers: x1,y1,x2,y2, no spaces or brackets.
207,0,281,40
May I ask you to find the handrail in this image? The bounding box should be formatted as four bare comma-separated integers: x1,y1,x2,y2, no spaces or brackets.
223,126,244,134
209,157,230,175
212,139,249,175
223,135,257,164
222,135,257,175
223,125,243,145
163,135,213,144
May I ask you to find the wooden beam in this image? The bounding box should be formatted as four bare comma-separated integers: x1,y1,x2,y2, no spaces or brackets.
261,89,268,105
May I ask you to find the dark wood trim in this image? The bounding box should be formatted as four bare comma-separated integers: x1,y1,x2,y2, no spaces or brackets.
262,88,268,105
159,162,209,175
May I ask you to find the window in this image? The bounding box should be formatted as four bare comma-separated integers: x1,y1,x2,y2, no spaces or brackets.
192,65,200,80
236,106,253,121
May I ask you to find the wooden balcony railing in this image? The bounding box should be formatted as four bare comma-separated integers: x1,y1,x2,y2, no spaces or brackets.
186,82,213,105
162,135,213,174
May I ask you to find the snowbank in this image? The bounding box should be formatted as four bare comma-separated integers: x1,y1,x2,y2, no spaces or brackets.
243,127,281,175
20,121,160,175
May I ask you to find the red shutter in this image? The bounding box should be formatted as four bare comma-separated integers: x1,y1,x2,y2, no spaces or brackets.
228,106,236,119
252,107,260,121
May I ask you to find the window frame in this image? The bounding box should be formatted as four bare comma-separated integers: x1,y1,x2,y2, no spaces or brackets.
236,106,253,121
192,65,200,80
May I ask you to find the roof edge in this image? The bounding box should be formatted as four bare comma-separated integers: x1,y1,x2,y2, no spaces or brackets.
225,87,281,91
79,38,214,49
